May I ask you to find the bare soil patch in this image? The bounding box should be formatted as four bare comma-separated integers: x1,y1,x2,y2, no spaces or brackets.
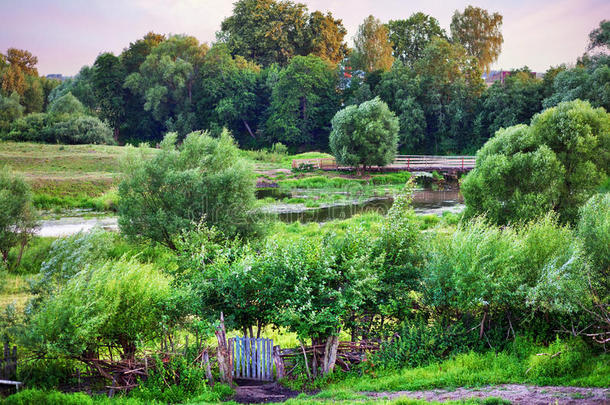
232,382,300,404
363,384,610,404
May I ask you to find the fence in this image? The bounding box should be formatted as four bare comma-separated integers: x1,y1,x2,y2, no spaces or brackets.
291,155,476,172
228,337,274,381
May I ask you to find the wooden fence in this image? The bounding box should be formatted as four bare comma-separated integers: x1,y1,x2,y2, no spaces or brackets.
292,155,476,172
229,337,274,381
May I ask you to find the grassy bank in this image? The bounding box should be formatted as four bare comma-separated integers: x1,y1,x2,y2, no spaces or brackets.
0,142,156,210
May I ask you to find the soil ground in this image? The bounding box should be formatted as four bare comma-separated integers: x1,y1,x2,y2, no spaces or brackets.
232,382,300,404
363,384,610,404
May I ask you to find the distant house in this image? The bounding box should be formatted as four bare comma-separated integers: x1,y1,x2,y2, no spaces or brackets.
46,74,68,81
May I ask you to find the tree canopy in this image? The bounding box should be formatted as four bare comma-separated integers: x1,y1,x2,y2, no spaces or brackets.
387,13,446,66
329,97,398,170
352,15,394,73
450,6,503,73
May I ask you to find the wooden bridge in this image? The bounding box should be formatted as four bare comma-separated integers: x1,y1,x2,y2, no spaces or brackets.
292,155,477,174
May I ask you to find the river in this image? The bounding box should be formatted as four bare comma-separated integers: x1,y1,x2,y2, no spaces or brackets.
36,190,464,237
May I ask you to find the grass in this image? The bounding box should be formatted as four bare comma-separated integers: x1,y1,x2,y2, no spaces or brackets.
327,348,610,393
0,141,156,210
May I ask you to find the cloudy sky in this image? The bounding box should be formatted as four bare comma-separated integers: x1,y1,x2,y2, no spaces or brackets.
0,0,607,76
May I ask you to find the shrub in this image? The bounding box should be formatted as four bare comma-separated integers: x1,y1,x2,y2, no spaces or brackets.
1,389,94,405
47,115,115,145
130,356,210,403
526,337,592,379
119,130,257,248
5,113,55,142
24,258,174,360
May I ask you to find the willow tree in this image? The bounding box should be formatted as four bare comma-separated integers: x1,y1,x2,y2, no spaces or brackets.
450,6,503,73
352,15,394,72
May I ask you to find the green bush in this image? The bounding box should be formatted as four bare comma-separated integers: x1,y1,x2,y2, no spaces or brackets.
47,92,85,116
526,337,592,379
370,171,412,185
130,356,211,404
17,358,77,390
1,389,93,405
119,130,257,248
6,236,54,274
463,100,610,224
5,113,55,142
47,115,115,145
24,258,174,359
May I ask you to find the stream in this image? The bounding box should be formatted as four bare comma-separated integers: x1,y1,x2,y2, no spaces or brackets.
36,190,464,237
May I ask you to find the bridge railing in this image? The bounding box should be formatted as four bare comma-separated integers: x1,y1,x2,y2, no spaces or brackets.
292,155,476,171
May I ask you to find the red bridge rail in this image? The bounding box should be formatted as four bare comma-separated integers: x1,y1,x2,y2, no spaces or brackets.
292,155,477,172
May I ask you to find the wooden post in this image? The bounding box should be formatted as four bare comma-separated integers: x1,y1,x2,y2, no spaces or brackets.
203,349,214,386
215,312,233,384
273,345,285,380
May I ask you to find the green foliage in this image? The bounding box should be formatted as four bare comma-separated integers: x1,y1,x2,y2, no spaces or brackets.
387,13,447,66
463,100,610,224
47,115,115,145
48,92,85,116
5,113,54,142
119,130,257,248
1,389,95,405
577,193,610,281
330,97,399,170
24,258,173,359
0,166,38,271
0,92,24,133
266,55,340,147
130,356,210,403
526,337,592,380
219,0,348,66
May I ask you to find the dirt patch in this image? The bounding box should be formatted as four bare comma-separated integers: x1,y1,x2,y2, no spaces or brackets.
232,382,300,404
363,384,610,404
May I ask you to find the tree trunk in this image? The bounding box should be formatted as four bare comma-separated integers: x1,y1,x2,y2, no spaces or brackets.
9,237,27,272
215,312,233,384
322,333,340,375
202,349,214,386
299,340,312,380
242,118,256,139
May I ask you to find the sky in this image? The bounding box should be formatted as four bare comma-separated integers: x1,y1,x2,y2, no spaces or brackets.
0,0,607,76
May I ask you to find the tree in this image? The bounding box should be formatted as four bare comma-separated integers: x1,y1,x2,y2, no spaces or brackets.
413,38,484,153
4,48,38,76
196,45,266,144
48,92,85,116
463,100,610,224
47,115,115,145
450,6,503,73
118,130,257,249
219,0,348,66
306,11,349,64
0,167,38,271
352,15,394,72
588,20,610,51
474,68,544,144
92,53,125,139
22,75,44,113
329,97,398,172
265,55,340,146
124,35,208,136
387,13,446,66
47,66,97,111
375,65,426,151
0,92,24,133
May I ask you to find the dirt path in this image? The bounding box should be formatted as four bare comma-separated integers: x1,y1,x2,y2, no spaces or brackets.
232,382,300,404
363,384,610,404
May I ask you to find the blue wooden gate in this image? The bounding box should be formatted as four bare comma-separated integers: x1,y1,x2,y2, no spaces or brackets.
229,337,274,381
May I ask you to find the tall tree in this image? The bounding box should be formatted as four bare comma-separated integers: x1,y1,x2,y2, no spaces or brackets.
4,48,38,76
305,11,349,64
387,13,446,66
588,20,610,51
92,53,126,139
124,35,208,136
450,6,503,73
352,15,394,72
220,0,347,66
265,55,340,147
